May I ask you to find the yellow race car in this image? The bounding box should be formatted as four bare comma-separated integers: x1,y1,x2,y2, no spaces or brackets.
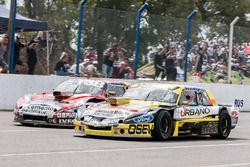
73,83,240,140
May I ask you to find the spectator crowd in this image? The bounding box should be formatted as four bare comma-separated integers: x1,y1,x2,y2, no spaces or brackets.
54,43,134,79
0,32,134,79
1,32,249,83
152,38,250,83
0,34,39,74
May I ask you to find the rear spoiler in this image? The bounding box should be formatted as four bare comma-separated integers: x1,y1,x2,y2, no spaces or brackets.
218,104,232,107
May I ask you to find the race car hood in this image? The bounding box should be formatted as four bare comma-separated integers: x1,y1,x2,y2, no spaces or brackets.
16,93,105,115
78,100,174,127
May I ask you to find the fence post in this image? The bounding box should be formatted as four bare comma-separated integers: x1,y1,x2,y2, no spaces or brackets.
46,31,50,75
76,0,88,76
228,16,239,84
133,2,149,79
8,0,17,73
184,10,197,82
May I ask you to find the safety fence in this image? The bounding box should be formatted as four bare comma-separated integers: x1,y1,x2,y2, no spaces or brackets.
4,6,250,85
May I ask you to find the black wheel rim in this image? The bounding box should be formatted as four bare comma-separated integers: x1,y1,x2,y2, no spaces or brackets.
222,116,229,136
160,115,169,136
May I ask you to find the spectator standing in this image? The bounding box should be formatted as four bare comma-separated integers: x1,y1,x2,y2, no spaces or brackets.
165,44,177,81
0,34,9,73
112,45,123,78
34,31,46,48
154,48,165,80
102,45,116,78
54,51,72,76
195,43,208,76
13,36,25,72
27,40,38,74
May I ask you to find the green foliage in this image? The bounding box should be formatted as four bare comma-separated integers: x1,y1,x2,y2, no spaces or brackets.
15,0,250,69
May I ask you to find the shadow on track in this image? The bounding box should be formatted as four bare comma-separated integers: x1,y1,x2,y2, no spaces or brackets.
73,134,248,143
13,123,73,129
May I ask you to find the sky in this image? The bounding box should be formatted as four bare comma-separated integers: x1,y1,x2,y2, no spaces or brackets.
4,0,10,9
4,0,23,9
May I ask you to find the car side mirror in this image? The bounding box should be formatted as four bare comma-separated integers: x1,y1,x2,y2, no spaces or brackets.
182,101,189,106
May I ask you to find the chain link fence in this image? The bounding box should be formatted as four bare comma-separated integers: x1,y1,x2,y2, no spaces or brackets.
12,6,250,84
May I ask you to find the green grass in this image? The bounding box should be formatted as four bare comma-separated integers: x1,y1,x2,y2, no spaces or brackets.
200,71,250,85
138,63,250,85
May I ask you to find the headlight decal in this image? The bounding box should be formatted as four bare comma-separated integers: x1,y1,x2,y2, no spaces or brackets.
132,114,154,123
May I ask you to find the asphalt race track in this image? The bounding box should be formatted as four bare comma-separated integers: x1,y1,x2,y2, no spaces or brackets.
0,111,250,167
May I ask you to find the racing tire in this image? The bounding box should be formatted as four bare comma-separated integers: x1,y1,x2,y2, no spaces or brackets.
210,110,231,139
152,110,173,141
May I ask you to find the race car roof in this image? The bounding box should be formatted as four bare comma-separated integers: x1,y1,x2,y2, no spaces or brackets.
130,83,206,92
64,78,129,85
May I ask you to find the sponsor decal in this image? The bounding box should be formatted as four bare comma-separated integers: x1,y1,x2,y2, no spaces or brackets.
133,114,154,123
83,116,100,125
23,105,54,114
180,107,210,117
234,99,244,108
93,109,127,117
58,119,73,124
83,115,120,126
102,118,120,125
56,112,75,119
128,124,154,135
184,87,204,93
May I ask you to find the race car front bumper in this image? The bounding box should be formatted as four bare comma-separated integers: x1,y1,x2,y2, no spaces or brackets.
14,114,74,127
73,120,154,138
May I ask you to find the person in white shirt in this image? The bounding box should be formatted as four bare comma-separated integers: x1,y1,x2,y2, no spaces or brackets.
68,59,90,75
85,61,98,77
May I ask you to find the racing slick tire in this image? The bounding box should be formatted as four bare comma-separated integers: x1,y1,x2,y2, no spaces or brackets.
211,110,231,139
152,110,173,141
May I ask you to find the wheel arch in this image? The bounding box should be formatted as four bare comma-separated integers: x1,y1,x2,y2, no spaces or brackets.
219,106,229,115
154,108,175,119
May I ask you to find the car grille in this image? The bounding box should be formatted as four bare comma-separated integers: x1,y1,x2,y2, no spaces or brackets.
88,126,112,131
23,114,47,121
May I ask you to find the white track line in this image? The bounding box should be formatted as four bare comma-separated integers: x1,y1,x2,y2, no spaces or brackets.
0,129,40,132
0,143,249,157
201,163,250,167
0,129,70,133
236,125,250,128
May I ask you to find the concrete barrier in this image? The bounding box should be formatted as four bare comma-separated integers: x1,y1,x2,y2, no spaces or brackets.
0,74,70,110
0,74,249,111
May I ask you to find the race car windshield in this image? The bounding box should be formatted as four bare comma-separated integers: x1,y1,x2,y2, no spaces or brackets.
74,80,105,94
54,79,104,95
54,79,80,94
123,87,150,100
146,89,178,104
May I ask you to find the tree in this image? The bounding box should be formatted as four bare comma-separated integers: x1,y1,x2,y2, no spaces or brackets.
16,0,250,73
0,0,5,5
